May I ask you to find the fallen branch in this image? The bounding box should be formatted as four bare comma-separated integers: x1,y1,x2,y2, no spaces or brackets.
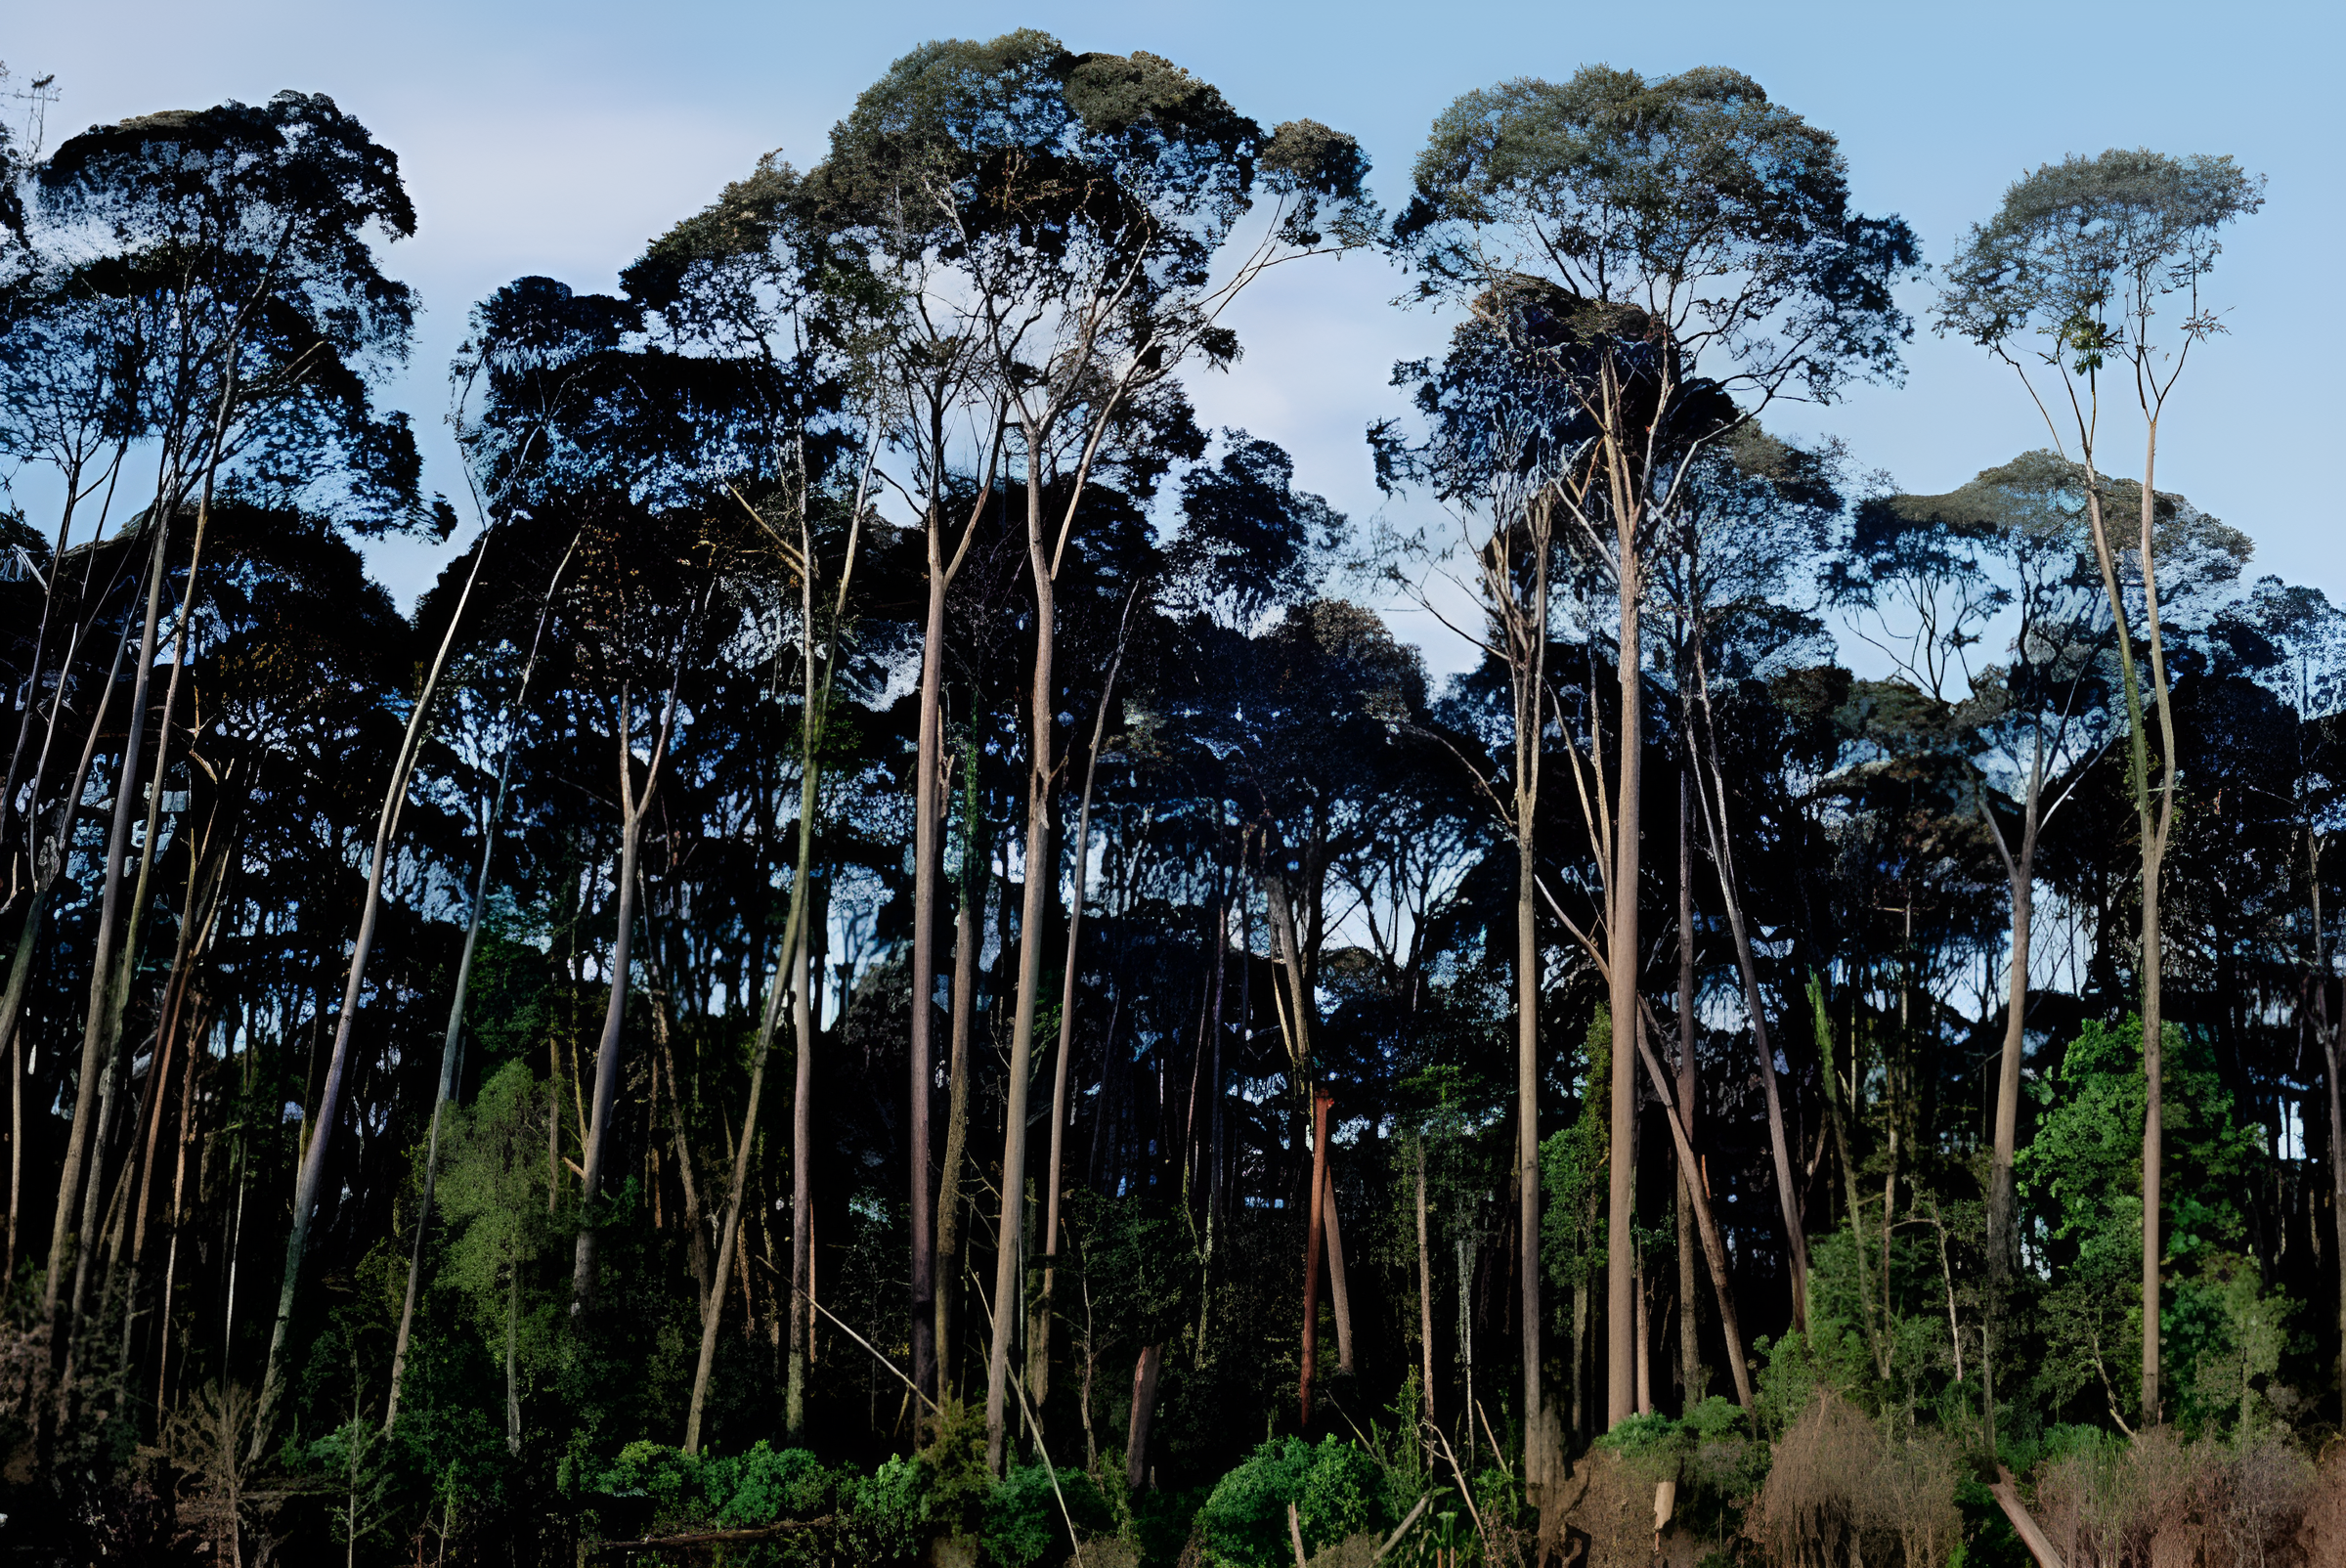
1372,1495,1432,1563
1987,1466,2064,1568
582,1515,833,1560
759,1255,938,1416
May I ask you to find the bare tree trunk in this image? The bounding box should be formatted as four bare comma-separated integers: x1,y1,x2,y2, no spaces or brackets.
2137,479,2174,1427
570,794,646,1313
255,532,495,1445
688,893,800,1451
909,453,994,1413
1124,1343,1160,1492
936,877,978,1399
387,537,568,1429
153,999,204,1419
47,513,172,1334
384,769,507,1430
1323,1158,1354,1374
1692,650,1809,1328
1606,520,1642,1435
1035,607,1131,1413
1628,1006,1757,1415
1511,517,1555,1486
984,437,1061,1474
504,1261,521,1456
784,874,815,1438
907,522,950,1414
4,897,44,1282
1982,786,2039,1455
1675,765,1704,1408
1208,894,1228,1229
1299,1089,1331,1426
701,618,828,1449
1416,1139,1435,1423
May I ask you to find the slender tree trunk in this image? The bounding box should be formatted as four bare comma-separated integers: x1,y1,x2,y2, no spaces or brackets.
4,896,45,1282
1208,893,1228,1229
666,1043,710,1312
1511,509,1555,1486
1035,614,1128,1413
47,512,172,1332
504,1259,521,1456
1982,793,2038,1455
785,838,816,1440
937,880,978,1399
126,829,227,1280
383,781,504,1432
1323,1159,1354,1374
0,577,142,1248
1299,1089,1331,1426
1675,766,1704,1409
984,438,1060,1474
908,539,947,1412
1607,536,1642,1434
1125,1343,1160,1492
153,999,204,1419
697,726,816,1451
254,531,495,1443
906,466,990,1416
1628,1005,1757,1415
1692,651,1809,1326
570,803,645,1314
0,465,92,866
386,540,567,1429
2136,428,2177,1423
688,898,798,1452
1416,1139,1435,1423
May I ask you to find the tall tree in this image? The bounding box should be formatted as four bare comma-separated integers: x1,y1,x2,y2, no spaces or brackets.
820,29,1374,1471
1399,64,1916,1444
1939,149,2262,1419
27,92,428,1399
1830,450,2108,1451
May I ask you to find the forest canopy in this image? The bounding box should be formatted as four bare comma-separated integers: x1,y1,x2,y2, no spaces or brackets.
0,33,2341,1568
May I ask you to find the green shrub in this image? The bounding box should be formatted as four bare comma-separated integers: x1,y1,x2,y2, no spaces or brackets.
1198,1437,1392,1568
708,1442,830,1528
835,1454,934,1567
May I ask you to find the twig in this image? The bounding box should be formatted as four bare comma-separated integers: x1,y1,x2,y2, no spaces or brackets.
762,1262,937,1416
1475,1398,1510,1480
1425,1419,1494,1563
971,1259,1088,1568
1372,1495,1433,1563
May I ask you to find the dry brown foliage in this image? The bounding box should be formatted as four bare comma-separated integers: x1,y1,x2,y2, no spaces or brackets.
1746,1389,1960,1568
2296,1443,2346,1564
2033,1426,2317,1568
163,1381,264,1568
0,1315,52,1483
1552,1446,1658,1568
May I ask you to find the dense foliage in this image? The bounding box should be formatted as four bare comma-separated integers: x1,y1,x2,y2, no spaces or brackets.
0,33,2340,1568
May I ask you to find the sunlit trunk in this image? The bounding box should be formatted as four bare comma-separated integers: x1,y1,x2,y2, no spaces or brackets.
1606,510,1641,1433
1299,1089,1330,1425
984,436,1058,1473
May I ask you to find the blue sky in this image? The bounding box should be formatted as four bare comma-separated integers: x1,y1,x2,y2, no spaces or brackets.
11,0,2339,674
